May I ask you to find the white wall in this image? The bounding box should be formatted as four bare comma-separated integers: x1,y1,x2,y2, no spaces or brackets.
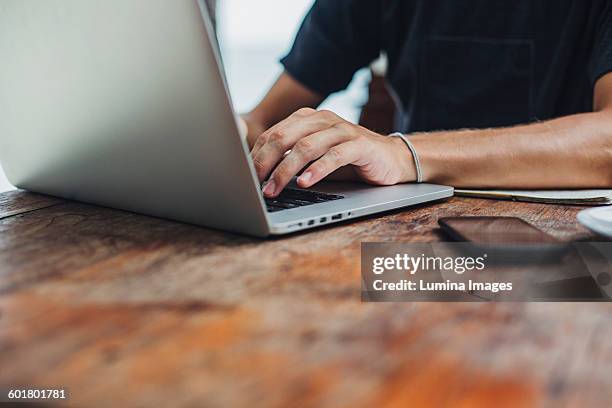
0,0,368,194
218,0,315,113
218,0,369,119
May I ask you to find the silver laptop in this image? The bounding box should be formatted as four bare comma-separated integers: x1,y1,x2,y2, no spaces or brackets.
0,0,453,237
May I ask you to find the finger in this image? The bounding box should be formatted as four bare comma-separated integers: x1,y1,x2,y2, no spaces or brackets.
255,109,340,161
252,110,342,182
250,108,317,179
263,127,353,197
251,107,315,157
297,140,363,188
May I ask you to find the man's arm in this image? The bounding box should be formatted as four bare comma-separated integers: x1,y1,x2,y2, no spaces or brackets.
249,72,612,198
410,72,612,189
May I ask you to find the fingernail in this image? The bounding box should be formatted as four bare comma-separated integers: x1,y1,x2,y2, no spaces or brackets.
263,180,276,196
298,172,312,185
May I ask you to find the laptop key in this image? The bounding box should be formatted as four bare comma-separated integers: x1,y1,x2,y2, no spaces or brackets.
265,189,345,212
266,205,285,213
269,202,300,209
327,194,344,200
279,198,315,206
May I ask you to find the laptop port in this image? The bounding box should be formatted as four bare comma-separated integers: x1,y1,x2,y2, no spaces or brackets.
307,220,315,226
320,217,327,223
332,214,342,221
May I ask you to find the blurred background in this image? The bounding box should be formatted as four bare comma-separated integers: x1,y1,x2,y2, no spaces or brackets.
218,0,370,119
0,0,373,193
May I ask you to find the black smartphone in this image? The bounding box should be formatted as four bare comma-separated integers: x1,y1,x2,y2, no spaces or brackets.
438,216,568,261
439,216,558,244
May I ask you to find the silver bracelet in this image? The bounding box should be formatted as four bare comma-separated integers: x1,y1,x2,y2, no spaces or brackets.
389,132,423,183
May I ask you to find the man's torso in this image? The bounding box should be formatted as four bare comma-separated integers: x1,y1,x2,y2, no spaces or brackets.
382,0,609,131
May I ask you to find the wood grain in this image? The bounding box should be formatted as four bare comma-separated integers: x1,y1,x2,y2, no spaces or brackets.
0,190,609,407
0,190,64,220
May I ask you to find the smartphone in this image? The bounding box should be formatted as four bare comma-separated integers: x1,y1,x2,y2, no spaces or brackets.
438,216,568,261
439,217,558,244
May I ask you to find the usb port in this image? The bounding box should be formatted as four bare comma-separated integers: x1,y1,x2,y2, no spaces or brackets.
332,214,342,221
307,220,315,226
320,217,327,223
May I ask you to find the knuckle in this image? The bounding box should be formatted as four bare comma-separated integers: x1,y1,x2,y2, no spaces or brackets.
252,157,265,171
268,130,286,146
295,138,314,155
309,163,324,176
318,109,336,121
328,146,344,162
333,122,354,134
252,158,266,174
296,107,315,116
256,135,270,149
252,138,265,150
354,134,369,144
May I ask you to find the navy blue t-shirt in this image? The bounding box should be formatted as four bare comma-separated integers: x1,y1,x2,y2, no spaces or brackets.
281,0,612,132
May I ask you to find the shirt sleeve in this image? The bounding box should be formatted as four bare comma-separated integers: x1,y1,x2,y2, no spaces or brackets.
280,0,382,97
590,2,612,86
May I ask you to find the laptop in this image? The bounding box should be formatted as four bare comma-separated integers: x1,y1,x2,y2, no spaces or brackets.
0,0,453,237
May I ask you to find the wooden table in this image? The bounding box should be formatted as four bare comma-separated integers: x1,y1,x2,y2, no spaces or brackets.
1,189,611,407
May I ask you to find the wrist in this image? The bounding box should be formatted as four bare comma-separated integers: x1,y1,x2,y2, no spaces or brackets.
390,136,418,183
409,133,444,184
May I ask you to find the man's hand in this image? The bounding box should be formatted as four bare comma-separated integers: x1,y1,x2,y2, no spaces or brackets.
250,108,417,198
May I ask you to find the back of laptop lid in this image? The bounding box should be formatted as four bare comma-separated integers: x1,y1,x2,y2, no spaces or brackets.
0,0,270,236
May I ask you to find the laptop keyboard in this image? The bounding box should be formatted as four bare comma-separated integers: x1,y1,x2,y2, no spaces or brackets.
265,188,344,213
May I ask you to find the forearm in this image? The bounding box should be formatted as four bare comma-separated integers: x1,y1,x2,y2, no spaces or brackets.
410,111,612,188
